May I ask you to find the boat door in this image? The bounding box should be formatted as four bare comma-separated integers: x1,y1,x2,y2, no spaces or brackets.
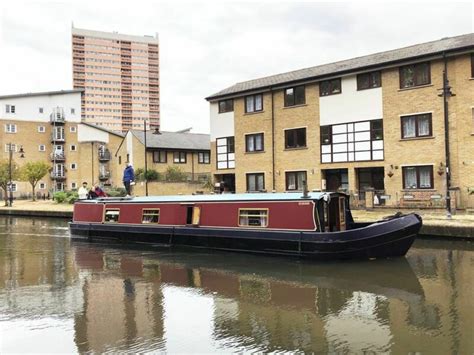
338,196,346,231
186,205,201,226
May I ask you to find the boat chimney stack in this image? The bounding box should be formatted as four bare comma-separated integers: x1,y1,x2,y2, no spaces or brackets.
301,180,309,199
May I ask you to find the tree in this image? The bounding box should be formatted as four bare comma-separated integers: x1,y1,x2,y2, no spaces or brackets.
0,160,20,206
20,161,49,201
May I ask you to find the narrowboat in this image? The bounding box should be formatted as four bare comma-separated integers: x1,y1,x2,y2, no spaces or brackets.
69,192,422,260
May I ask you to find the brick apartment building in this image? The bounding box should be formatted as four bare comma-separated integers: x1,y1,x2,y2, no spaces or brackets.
0,90,123,198
72,27,159,132
206,33,474,209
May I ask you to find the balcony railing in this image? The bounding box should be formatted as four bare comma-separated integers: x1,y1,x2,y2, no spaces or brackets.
98,150,111,161
50,109,65,124
50,153,66,161
51,133,65,143
99,171,111,180
51,171,66,180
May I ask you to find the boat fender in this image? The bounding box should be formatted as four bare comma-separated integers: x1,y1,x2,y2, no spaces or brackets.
322,193,331,204
383,211,404,220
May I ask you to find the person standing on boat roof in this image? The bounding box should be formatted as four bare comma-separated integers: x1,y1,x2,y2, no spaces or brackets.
123,163,135,197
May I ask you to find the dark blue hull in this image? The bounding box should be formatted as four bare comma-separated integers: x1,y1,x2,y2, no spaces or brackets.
69,213,422,260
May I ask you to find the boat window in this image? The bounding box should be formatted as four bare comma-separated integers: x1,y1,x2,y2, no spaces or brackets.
142,209,160,224
104,209,120,223
239,209,268,227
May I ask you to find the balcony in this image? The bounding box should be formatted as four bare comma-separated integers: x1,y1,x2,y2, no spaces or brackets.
51,133,65,143
50,152,66,162
99,171,111,181
51,171,66,180
98,150,111,161
50,109,65,124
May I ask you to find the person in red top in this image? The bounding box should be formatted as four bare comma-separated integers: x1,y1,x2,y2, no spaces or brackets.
94,184,107,198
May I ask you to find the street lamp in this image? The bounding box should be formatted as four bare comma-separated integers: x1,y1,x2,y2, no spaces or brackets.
143,119,161,196
8,143,25,207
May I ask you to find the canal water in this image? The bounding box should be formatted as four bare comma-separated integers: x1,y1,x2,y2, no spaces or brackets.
0,217,472,353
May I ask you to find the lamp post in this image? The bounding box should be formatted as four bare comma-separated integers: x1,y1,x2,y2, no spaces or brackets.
8,143,25,207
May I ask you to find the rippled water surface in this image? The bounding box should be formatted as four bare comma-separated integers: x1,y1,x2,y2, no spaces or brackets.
0,216,473,353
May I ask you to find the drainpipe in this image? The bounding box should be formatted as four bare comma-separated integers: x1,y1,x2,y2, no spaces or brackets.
441,52,454,217
271,87,275,191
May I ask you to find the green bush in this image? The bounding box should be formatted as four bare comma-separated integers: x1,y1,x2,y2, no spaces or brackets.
165,166,187,182
66,191,79,204
146,169,160,181
54,191,67,203
135,168,145,182
105,187,127,197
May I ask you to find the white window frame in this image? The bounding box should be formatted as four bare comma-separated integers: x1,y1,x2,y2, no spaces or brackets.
70,145,77,151
39,182,46,190
10,183,17,192
70,126,77,133
70,163,77,170
39,145,46,152
5,144,17,153
38,126,46,133
5,104,15,114
5,124,17,133
71,182,77,189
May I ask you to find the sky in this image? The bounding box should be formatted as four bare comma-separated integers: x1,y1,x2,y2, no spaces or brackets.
0,1,472,133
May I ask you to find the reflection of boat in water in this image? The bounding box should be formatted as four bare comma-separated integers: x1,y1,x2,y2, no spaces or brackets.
72,240,424,305
70,192,422,260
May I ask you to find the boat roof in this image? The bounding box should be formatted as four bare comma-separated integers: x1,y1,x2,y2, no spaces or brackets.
83,192,345,204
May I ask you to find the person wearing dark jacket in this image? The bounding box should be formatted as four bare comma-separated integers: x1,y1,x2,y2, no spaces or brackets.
123,163,135,196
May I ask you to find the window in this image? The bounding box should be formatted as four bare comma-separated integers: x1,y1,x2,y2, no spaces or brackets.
70,145,77,151
5,124,16,133
104,209,120,223
5,104,15,114
284,86,305,107
285,128,306,149
216,137,235,169
321,119,384,163
10,183,17,192
320,79,342,96
285,171,307,191
71,182,77,189
173,151,186,163
401,113,432,139
39,107,44,114
71,108,76,114
142,209,160,224
218,99,234,113
471,54,474,78
38,126,45,133
39,145,46,152
70,163,77,170
238,209,268,227
400,62,431,88
246,173,265,192
5,143,17,153
245,94,263,113
153,150,167,163
403,166,433,189
357,71,381,90
39,183,46,189
198,152,210,164
245,133,264,152
70,126,77,133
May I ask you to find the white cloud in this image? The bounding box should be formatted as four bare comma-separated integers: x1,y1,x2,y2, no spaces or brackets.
0,1,472,133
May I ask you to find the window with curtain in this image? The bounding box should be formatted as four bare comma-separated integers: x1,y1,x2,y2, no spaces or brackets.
245,94,263,113
403,165,433,189
285,128,306,149
246,173,265,192
400,62,431,88
285,171,307,191
401,113,432,138
245,133,264,152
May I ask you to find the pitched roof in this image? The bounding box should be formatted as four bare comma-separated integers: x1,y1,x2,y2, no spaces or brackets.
0,89,84,100
206,33,474,100
131,130,210,151
81,122,125,137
